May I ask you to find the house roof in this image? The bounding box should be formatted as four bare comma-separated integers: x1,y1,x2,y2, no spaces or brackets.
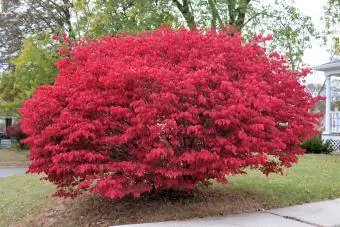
316,60,340,72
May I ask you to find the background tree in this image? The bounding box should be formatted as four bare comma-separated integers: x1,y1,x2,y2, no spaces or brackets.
0,0,75,115
86,0,177,36
0,0,319,116
171,0,317,70
245,1,317,70
75,0,317,68
0,37,58,116
0,0,74,70
0,0,24,72
323,0,340,58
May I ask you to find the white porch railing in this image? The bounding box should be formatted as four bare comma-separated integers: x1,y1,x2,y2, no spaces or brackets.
331,112,340,132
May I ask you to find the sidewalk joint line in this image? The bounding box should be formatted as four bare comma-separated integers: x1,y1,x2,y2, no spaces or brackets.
266,211,323,227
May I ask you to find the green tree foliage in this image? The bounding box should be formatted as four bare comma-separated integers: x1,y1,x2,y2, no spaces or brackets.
73,0,177,37
0,0,24,72
324,0,340,57
246,1,317,70
0,0,73,115
0,37,58,116
0,0,319,115
78,0,316,69
0,0,74,70
177,0,316,70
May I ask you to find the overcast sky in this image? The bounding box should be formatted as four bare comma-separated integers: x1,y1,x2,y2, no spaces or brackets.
295,0,331,84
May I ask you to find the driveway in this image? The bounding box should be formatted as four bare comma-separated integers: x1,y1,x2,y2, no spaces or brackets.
0,168,26,178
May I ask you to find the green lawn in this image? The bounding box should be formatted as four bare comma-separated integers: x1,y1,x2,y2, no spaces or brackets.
225,154,340,206
1,154,340,226
0,149,28,167
0,174,55,226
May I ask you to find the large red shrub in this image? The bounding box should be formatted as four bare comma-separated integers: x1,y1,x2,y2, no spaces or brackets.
20,28,319,199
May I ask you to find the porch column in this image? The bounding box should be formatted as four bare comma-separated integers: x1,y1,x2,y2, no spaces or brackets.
325,74,331,133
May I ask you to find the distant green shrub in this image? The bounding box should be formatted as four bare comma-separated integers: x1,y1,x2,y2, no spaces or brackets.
301,135,334,154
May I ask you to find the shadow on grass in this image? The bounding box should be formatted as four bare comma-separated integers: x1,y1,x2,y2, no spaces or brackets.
21,185,276,227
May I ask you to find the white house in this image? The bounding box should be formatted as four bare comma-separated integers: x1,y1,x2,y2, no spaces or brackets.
317,60,340,149
0,115,16,148
0,116,13,134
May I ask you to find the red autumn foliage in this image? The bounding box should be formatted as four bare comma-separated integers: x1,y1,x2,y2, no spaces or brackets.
5,124,22,138
6,124,26,148
20,28,319,199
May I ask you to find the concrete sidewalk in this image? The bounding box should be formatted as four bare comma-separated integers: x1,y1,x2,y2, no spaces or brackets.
116,199,340,227
0,167,26,178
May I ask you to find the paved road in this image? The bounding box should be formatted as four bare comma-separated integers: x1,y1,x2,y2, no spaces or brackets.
0,168,26,178
117,199,340,227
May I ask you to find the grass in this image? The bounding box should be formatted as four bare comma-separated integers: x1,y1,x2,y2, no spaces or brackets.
0,174,55,226
226,154,340,206
1,154,340,226
0,149,28,167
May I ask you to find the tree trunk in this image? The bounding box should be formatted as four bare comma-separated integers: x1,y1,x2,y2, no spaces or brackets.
62,0,75,38
173,0,196,28
208,0,224,28
228,0,251,32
